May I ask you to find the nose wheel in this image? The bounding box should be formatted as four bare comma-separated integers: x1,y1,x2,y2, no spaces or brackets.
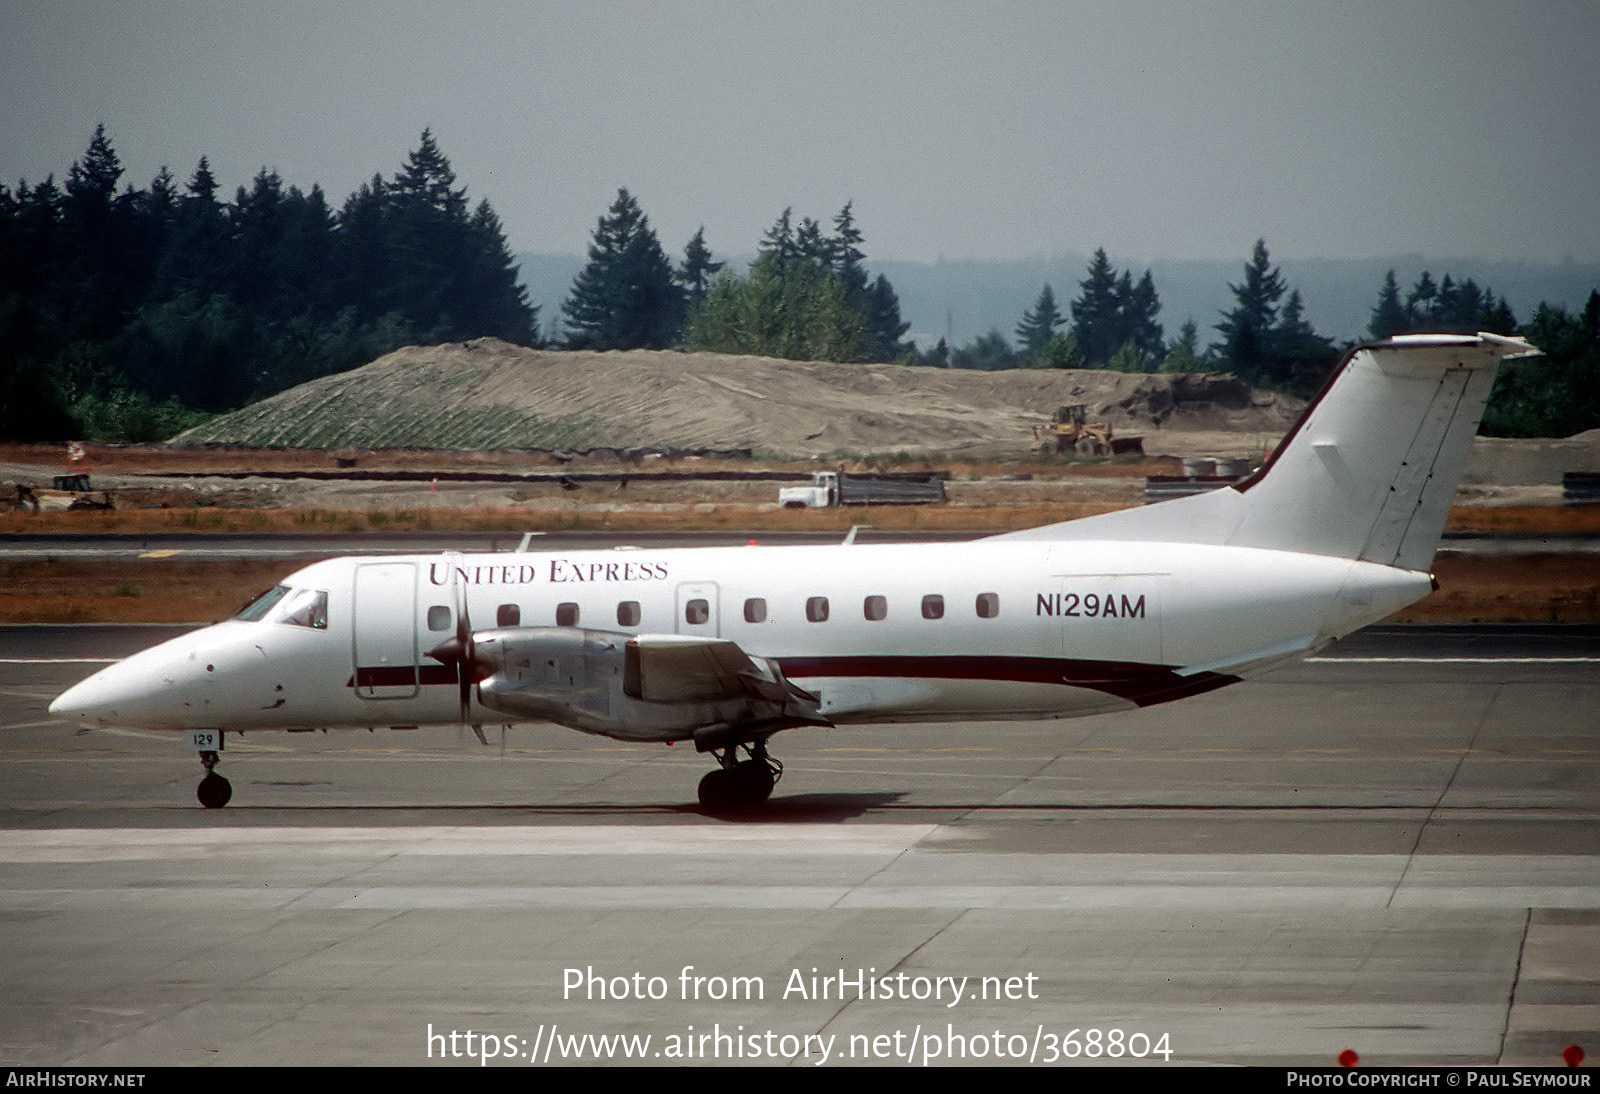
196,750,232,809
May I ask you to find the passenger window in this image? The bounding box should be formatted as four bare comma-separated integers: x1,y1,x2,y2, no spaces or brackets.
806,596,829,623
556,602,579,626
685,598,709,625
863,595,887,621
427,605,452,631
617,601,641,627
976,592,1000,619
744,598,766,623
921,594,944,620
497,603,521,627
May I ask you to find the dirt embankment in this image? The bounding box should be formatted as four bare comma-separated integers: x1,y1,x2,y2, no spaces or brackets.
172,339,1307,457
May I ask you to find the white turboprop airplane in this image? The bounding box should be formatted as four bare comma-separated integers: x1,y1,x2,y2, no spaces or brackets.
50,333,1537,811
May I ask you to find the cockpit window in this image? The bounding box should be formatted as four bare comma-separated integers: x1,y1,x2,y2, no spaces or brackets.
234,585,328,629
235,585,291,621
276,588,329,629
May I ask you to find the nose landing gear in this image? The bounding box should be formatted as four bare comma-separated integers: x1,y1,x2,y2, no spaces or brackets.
197,750,232,809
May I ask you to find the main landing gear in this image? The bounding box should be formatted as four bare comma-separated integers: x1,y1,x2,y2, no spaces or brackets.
698,740,783,814
197,750,232,809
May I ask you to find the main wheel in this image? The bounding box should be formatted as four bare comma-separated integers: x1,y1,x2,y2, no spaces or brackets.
728,759,776,805
197,772,233,809
698,768,736,813
697,761,776,814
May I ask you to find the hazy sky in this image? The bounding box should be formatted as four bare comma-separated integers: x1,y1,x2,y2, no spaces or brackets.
6,1,1598,265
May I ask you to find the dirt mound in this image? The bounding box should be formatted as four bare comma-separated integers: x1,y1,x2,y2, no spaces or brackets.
1464,429,1600,486
175,339,1306,457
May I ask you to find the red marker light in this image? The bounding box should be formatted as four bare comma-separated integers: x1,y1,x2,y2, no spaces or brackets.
1338,1049,1359,1067
1563,1044,1584,1067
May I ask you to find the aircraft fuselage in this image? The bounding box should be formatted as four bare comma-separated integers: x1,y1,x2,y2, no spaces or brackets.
52,537,1431,740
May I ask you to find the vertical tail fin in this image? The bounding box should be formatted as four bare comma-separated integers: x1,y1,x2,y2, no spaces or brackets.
997,333,1539,570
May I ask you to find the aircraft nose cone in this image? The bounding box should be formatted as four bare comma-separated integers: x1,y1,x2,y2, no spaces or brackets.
51,664,158,725
47,678,98,720
50,663,150,725
49,641,214,728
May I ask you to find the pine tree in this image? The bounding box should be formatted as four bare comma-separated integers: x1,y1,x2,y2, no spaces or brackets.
676,227,723,308
827,203,904,359
334,132,534,346
387,129,470,334
155,157,231,301
462,199,537,345
864,273,910,360
758,208,797,276
1273,289,1339,394
1482,293,1519,335
1015,284,1065,360
793,216,829,267
829,202,866,286
230,168,290,313
1367,269,1408,339
63,124,123,216
1160,321,1206,373
1482,292,1599,437
335,174,396,324
563,188,683,350
1213,239,1286,387
1122,269,1165,361
1405,271,1439,328
60,125,135,339
1070,249,1122,365
187,157,219,204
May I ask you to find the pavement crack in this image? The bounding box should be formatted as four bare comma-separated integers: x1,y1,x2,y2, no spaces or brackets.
1387,683,1501,909
1496,908,1532,1066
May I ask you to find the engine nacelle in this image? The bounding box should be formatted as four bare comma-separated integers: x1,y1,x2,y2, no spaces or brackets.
469,627,824,743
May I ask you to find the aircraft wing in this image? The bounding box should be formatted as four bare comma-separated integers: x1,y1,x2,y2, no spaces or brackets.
624,634,798,704
467,626,824,742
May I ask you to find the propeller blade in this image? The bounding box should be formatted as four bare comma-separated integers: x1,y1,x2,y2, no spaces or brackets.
456,584,473,721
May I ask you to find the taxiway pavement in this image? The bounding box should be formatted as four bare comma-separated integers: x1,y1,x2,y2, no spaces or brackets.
2,625,1597,1067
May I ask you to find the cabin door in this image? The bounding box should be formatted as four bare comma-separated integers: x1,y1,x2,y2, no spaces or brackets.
353,562,420,699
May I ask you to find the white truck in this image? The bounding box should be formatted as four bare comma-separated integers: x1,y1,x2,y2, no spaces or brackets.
778,470,947,509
